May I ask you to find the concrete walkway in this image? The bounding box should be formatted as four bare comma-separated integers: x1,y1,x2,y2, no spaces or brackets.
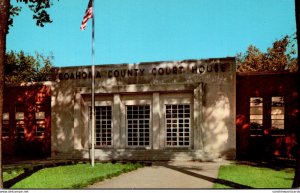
88,161,230,189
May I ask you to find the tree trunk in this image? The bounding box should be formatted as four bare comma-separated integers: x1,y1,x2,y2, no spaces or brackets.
292,0,300,188
0,0,9,189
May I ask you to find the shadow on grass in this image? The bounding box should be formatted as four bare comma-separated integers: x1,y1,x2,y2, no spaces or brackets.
161,163,253,189
4,166,42,188
4,161,78,188
236,158,296,171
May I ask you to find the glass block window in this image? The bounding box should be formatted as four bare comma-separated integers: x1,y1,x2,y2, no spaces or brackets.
35,111,45,137
165,104,190,147
249,97,263,130
127,105,150,147
2,112,10,137
271,96,285,130
90,106,112,147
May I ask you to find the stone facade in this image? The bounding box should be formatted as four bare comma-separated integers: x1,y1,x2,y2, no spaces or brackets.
51,57,236,161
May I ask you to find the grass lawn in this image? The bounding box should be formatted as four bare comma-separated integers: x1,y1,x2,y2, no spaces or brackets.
4,162,142,189
3,169,24,182
214,163,295,189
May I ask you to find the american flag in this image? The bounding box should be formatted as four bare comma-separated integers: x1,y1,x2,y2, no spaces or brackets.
80,0,93,31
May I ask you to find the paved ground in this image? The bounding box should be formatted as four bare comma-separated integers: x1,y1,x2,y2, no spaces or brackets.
88,160,230,189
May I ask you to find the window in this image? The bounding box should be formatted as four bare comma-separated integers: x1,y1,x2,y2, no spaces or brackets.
271,96,284,130
249,97,263,131
127,105,150,147
2,113,10,137
15,106,25,138
35,111,45,137
90,106,112,147
96,106,112,146
165,104,190,147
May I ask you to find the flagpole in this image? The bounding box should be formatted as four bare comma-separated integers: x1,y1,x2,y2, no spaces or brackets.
91,0,95,167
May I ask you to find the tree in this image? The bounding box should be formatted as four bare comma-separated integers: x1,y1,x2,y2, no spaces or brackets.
5,51,53,83
237,35,298,72
292,0,300,188
0,0,56,188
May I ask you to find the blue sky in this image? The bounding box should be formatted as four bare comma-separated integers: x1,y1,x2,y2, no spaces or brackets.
7,0,297,67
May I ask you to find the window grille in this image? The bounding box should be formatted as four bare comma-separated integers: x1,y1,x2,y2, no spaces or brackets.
126,105,150,147
165,104,190,147
90,106,112,146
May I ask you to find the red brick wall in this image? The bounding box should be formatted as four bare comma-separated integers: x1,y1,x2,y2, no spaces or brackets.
2,84,51,158
236,72,299,160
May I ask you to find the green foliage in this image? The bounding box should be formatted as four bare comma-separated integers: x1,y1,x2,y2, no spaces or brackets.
5,50,53,83
8,163,142,189
237,34,298,72
214,164,295,188
8,0,58,33
8,5,21,31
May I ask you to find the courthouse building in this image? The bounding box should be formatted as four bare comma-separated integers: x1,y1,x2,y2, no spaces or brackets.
50,57,236,161
3,57,298,161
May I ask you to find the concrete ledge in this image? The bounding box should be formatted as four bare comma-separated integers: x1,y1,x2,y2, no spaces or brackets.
51,149,229,162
